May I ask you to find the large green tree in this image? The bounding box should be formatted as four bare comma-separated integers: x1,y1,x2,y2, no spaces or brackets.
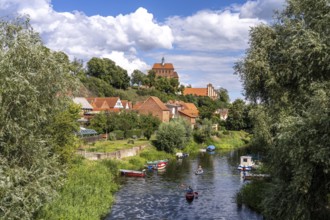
226,99,251,131
235,0,330,219
87,57,130,89
0,17,78,219
156,119,190,153
131,69,147,86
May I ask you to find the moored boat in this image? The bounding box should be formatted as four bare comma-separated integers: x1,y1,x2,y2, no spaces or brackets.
237,155,255,171
206,145,215,152
119,169,146,177
145,161,167,170
176,152,189,159
155,161,167,170
146,159,168,165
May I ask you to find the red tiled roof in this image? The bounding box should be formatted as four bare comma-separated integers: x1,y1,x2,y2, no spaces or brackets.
152,63,174,69
121,100,132,109
183,88,207,96
132,101,143,110
86,97,120,108
178,110,197,118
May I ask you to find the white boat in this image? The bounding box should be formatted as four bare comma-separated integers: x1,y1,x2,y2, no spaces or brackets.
237,156,255,171
195,169,204,175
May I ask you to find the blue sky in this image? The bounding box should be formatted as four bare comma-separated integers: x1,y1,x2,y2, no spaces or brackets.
0,0,285,101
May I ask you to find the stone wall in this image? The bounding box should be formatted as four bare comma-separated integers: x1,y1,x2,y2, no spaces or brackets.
76,144,148,160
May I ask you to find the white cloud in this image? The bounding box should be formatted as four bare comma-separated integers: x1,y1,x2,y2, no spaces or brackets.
102,51,150,75
0,1,172,76
0,0,284,100
166,10,265,51
238,0,286,20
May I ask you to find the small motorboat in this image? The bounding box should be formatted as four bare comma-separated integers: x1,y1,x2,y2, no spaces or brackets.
237,156,255,171
119,169,146,177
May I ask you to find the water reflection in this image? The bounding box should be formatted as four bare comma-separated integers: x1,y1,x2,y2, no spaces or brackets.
106,149,263,220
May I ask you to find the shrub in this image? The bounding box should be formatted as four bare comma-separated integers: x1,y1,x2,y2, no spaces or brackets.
110,130,124,140
125,129,143,139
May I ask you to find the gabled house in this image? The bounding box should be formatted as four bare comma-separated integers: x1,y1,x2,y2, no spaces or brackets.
73,97,93,113
73,97,94,124
166,100,199,127
183,83,218,100
121,100,132,110
86,97,123,112
133,96,170,123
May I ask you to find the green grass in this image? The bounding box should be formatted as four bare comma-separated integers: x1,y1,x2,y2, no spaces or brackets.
37,146,174,219
37,157,120,220
85,139,150,153
211,130,251,149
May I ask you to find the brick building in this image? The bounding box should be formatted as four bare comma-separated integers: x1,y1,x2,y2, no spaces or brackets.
151,57,179,80
183,83,218,100
133,96,170,123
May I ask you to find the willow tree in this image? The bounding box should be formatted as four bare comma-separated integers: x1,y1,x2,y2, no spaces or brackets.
235,0,330,219
0,18,78,219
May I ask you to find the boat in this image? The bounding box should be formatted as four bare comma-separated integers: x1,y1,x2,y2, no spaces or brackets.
145,161,167,170
176,152,189,159
146,159,168,165
237,155,255,171
206,145,215,152
195,169,204,175
155,161,167,170
119,169,146,177
186,191,199,200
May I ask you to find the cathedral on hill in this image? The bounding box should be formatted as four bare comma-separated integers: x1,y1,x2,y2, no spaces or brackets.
151,57,179,80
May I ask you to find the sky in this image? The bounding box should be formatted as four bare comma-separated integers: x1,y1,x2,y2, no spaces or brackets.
0,0,286,101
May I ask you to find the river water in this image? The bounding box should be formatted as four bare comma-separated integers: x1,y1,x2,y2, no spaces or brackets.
106,149,263,220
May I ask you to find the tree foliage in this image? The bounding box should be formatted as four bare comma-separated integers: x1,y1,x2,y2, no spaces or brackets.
131,69,147,86
87,57,130,89
0,17,79,219
226,99,252,131
235,0,330,218
155,118,192,153
89,111,160,139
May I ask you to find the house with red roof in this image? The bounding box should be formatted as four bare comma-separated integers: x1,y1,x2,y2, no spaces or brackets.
151,57,179,80
86,97,123,112
166,100,199,127
133,96,170,123
183,83,218,100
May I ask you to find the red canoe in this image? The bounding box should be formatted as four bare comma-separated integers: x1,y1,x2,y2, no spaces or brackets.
119,169,146,177
186,192,198,200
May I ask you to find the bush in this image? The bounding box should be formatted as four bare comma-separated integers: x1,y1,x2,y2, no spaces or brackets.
236,180,270,213
110,130,124,140
125,129,143,139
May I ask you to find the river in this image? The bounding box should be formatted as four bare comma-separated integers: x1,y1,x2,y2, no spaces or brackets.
106,149,263,220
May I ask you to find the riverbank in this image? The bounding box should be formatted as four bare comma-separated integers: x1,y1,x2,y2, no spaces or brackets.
37,131,250,219
36,146,174,220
